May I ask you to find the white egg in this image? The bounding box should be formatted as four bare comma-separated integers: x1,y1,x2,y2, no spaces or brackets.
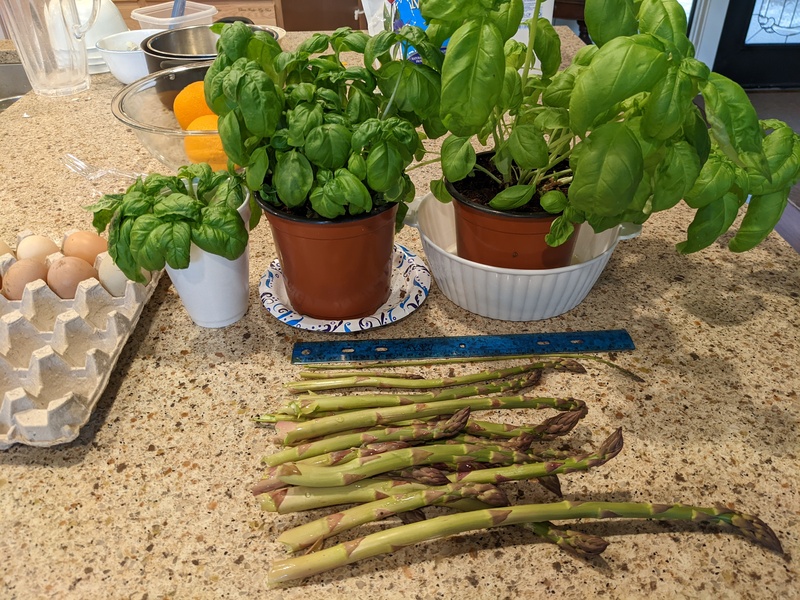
16,235,59,262
97,257,130,296
0,239,13,257
97,254,151,296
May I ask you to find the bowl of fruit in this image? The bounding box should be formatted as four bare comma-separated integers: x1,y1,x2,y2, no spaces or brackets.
110,62,226,171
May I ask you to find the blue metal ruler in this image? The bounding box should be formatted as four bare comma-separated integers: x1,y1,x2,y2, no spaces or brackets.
291,329,635,364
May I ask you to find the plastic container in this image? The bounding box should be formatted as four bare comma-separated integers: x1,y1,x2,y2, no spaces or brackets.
130,1,217,30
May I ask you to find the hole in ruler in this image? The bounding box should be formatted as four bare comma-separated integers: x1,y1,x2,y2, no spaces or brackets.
375,347,388,352
570,339,584,345
459,344,466,348
342,348,355,354
301,349,311,355
537,341,550,345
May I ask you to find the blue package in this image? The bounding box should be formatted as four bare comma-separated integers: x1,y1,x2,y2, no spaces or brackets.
389,0,448,63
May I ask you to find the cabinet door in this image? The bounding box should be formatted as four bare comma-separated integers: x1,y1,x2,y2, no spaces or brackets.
274,0,367,31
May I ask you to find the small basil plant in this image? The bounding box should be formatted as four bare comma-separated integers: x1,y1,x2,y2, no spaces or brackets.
423,0,800,252
203,22,444,226
86,164,255,283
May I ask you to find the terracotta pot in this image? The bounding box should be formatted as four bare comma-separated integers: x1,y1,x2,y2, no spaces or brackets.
259,201,398,320
446,179,579,270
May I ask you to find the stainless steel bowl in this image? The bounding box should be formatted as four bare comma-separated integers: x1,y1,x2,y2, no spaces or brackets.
142,25,279,73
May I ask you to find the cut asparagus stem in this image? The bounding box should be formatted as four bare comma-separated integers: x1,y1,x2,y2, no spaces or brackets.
263,409,470,467
276,482,508,552
257,429,622,491
302,354,643,382
277,373,540,417
298,370,425,379
465,405,588,439
284,360,584,394
259,478,428,513
279,396,588,445
267,500,782,585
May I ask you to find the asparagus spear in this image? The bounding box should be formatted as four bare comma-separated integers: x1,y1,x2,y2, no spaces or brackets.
259,478,427,512
263,409,470,467
279,396,588,445
301,354,643,382
257,429,622,491
277,373,540,417
276,482,508,552
465,406,587,439
267,500,782,585
285,359,585,394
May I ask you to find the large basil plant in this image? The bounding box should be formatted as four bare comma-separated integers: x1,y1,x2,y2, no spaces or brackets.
204,22,442,224
424,0,800,252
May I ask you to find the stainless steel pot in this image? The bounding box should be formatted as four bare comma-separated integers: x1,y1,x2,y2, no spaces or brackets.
142,24,279,74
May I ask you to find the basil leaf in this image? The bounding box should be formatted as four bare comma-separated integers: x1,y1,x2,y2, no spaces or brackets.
440,19,505,136
441,135,477,182
274,150,314,208
545,214,575,247
570,36,669,135
488,185,535,210
638,0,688,46
153,193,203,222
246,147,269,192
107,213,146,283
192,205,248,260
569,122,644,216
728,189,790,252
642,66,696,140
533,17,561,81
651,141,701,212
304,123,353,169
540,190,568,214
584,0,638,47
366,141,403,193
683,154,735,209
701,73,770,177
335,168,373,215
507,124,549,170
676,193,741,254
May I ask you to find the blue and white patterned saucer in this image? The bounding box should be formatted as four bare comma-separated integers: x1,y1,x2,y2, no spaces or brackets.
258,244,431,332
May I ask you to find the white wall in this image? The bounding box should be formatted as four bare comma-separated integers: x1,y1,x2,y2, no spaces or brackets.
690,0,730,67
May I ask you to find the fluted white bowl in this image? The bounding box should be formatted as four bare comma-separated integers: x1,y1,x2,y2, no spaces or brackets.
413,193,622,321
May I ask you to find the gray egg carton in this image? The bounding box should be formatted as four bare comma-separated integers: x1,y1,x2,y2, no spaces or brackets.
0,234,160,449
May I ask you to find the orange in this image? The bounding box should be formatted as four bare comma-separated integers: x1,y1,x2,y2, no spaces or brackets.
183,114,228,171
173,81,214,130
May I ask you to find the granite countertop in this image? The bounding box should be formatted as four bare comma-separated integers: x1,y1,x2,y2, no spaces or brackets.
1,29,799,600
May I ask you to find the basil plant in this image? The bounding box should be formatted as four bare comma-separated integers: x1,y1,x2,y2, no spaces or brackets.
204,22,443,225
424,0,800,252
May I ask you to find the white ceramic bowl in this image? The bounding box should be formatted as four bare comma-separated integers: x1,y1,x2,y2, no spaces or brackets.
412,193,624,321
96,29,162,84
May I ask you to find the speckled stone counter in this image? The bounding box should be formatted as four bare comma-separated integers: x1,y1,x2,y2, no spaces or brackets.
1,29,798,600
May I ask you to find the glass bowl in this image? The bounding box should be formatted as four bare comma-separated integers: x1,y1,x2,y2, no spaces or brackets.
110,62,225,171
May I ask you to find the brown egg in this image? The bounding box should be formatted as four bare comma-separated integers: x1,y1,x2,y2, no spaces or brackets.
15,234,59,262
62,231,108,266
46,256,98,299
2,259,49,300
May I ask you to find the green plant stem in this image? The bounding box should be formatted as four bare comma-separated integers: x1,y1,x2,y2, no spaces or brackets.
473,161,505,186
278,395,587,445
520,0,545,90
285,359,582,394
256,428,622,492
276,482,507,552
267,499,782,585
301,354,643,382
278,373,540,417
263,409,470,467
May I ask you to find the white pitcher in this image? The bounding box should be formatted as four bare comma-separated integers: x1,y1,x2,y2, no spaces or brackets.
0,0,100,96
